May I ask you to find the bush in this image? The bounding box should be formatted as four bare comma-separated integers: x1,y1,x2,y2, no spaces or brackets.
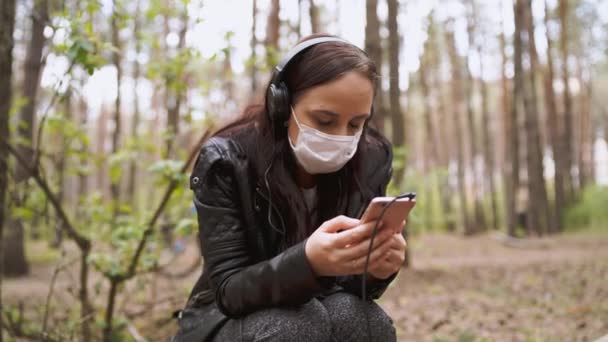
565,185,608,231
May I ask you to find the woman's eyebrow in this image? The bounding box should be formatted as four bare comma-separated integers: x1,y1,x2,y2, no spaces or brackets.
309,109,370,119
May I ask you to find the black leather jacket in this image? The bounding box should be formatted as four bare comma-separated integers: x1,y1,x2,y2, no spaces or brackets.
183,128,396,337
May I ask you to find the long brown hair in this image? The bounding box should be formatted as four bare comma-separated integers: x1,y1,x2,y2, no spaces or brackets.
214,34,389,248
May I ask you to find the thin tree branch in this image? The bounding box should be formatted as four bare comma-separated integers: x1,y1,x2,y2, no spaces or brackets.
1,137,90,251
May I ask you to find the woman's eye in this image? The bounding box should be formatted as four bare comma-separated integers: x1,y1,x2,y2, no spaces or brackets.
317,120,333,126
349,122,362,130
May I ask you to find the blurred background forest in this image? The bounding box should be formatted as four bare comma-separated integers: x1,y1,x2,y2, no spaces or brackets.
1,0,607,341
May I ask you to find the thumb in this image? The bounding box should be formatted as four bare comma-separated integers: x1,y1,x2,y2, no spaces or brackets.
320,215,360,233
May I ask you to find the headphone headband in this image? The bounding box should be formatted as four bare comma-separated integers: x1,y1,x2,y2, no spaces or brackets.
274,37,351,74
266,36,361,132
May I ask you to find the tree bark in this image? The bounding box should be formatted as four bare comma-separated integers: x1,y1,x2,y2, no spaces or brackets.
521,0,551,235
3,0,44,276
506,1,520,237
576,54,593,188
476,20,498,231
0,0,16,337
266,0,280,69
309,0,320,34
15,0,48,183
110,0,122,216
387,0,404,154
464,1,485,233
428,13,455,232
559,0,575,198
250,0,259,100
365,0,385,133
127,0,141,205
445,23,472,234
543,0,565,232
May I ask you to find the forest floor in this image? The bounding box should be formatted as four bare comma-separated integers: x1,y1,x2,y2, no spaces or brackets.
3,230,608,342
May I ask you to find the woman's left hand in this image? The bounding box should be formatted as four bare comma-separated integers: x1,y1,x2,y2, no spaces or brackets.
368,232,407,280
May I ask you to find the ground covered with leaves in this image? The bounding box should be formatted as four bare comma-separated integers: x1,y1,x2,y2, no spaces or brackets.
3,231,607,341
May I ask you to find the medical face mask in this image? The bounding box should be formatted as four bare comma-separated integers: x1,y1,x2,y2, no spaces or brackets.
288,107,362,174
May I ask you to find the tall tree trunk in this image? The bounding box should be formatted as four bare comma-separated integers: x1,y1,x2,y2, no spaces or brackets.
96,105,109,194
110,0,122,217
445,23,472,234
559,0,575,198
505,2,520,237
166,9,188,159
387,0,404,161
365,0,385,133
0,0,16,338
543,0,564,232
521,0,550,235
428,14,455,232
309,0,321,34
2,0,45,276
464,1,485,233
250,0,259,101
127,0,141,205
387,0,408,266
476,26,498,231
76,79,89,217
52,91,72,248
266,0,280,69
576,54,593,188
15,0,48,182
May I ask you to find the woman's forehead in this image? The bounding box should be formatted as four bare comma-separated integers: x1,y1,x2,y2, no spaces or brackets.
297,72,373,114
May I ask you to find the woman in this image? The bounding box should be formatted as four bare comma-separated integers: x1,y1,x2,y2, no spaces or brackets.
173,34,407,342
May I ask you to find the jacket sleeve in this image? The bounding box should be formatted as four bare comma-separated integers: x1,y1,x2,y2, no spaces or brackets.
337,142,398,300
190,139,328,318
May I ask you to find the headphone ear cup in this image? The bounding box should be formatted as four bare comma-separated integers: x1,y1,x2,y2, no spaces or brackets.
274,82,290,124
267,81,290,126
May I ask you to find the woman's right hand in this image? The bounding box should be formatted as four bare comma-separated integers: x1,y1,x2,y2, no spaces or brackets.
304,215,396,277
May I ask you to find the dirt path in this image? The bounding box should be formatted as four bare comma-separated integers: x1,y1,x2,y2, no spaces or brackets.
380,232,608,341
3,231,607,341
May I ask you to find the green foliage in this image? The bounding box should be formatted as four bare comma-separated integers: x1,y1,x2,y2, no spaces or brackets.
565,185,608,231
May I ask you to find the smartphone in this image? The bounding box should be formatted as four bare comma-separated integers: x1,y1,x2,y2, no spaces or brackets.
359,192,416,233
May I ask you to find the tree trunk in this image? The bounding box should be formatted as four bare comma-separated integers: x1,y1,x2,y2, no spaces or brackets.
166,9,188,159
0,0,16,336
445,23,472,234
505,2,520,237
52,90,72,248
464,1,485,233
559,0,575,198
576,54,593,188
266,0,280,69
543,0,565,233
520,0,550,236
428,14,455,232
387,0,404,159
365,0,385,133
15,0,48,183
3,0,41,277
76,79,89,216
127,0,141,205
110,0,122,216
309,0,320,34
250,0,259,101
476,26,498,231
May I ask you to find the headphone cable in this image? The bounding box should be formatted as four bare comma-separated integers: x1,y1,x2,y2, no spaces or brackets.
362,193,411,342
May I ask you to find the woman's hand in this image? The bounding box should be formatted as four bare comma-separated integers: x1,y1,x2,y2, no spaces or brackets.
368,231,407,280
305,215,397,277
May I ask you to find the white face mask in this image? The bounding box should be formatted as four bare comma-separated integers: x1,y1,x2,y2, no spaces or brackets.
288,107,362,174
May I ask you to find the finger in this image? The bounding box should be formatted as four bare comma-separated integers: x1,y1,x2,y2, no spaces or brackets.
333,220,384,247
349,236,394,273
390,233,407,250
338,227,394,262
320,215,360,233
